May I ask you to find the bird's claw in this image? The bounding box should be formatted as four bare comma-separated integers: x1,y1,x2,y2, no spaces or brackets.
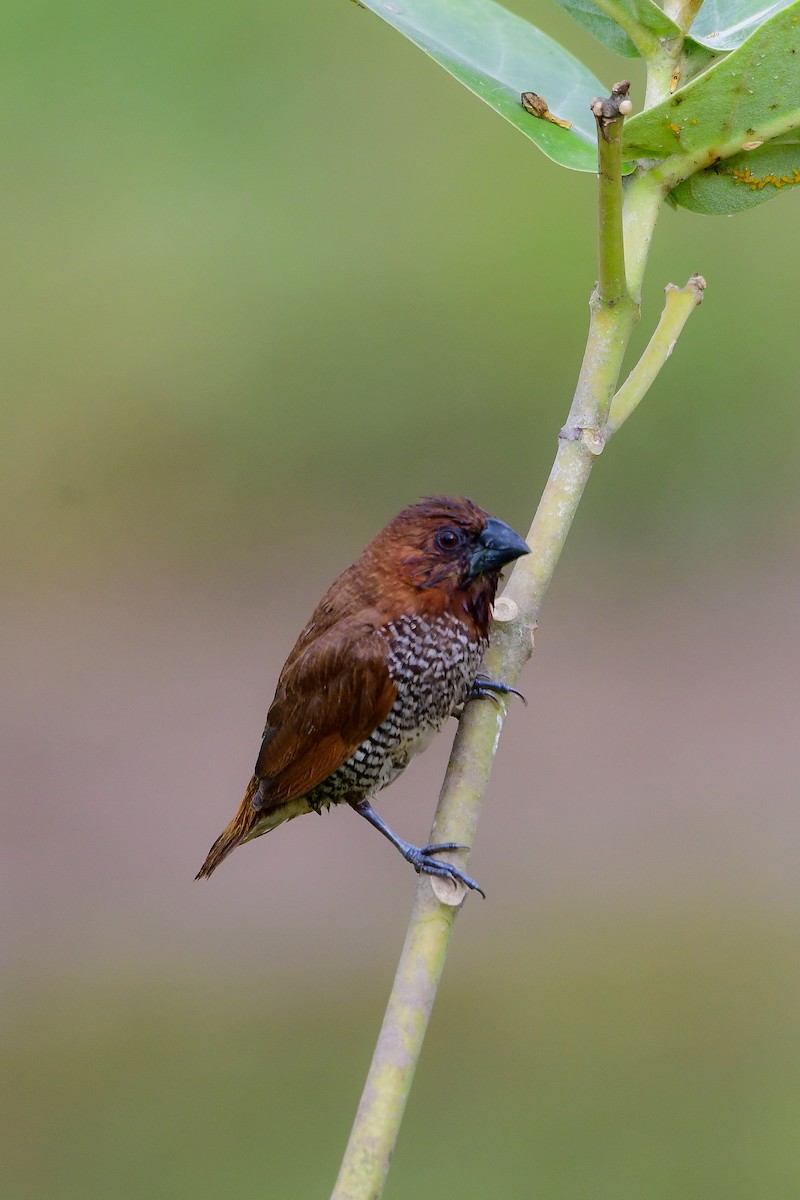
404,844,486,899
467,672,527,708
421,841,470,854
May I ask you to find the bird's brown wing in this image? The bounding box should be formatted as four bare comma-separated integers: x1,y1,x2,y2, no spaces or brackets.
252,614,396,808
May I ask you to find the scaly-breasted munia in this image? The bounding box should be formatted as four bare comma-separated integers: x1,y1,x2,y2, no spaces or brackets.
196,496,529,894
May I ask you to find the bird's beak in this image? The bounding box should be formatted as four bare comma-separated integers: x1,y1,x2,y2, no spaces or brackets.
466,518,530,581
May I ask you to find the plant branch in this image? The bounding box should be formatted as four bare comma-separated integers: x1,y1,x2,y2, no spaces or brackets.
622,170,667,301
592,81,631,308
663,0,703,34
330,83,653,1200
644,45,679,109
327,0,723,1173
606,274,706,438
567,82,637,449
328,668,509,1200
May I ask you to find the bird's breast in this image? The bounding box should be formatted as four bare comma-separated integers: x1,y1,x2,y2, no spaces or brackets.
304,611,486,809
366,612,487,786
380,611,485,724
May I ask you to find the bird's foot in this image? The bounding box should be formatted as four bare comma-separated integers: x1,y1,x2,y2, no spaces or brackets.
466,672,527,709
403,843,485,899
349,799,485,899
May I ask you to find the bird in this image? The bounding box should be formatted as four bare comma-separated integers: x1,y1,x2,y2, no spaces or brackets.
195,496,529,894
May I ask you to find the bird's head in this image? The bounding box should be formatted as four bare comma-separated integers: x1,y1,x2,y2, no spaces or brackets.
372,497,529,623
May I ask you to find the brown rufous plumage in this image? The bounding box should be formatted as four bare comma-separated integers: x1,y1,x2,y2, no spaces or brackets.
196,496,529,893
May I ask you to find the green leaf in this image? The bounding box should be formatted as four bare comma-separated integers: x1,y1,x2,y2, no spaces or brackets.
688,0,799,50
357,0,609,171
554,0,682,58
622,0,800,174
670,139,800,212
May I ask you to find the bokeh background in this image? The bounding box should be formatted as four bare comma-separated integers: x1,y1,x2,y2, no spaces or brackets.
3,2,800,1197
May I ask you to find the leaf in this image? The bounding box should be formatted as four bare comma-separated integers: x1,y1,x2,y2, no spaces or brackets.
670,138,800,211
688,0,799,50
357,0,610,172
622,0,800,172
554,0,682,58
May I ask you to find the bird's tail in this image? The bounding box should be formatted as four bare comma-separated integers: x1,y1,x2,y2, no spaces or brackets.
195,777,312,880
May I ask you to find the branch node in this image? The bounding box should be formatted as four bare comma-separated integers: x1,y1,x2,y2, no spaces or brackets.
559,424,606,455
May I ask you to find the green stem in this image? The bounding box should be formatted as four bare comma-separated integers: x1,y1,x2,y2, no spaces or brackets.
663,0,703,33
329,694,504,1200
596,114,628,308
570,95,638,442
606,274,706,438
623,170,668,302
329,882,457,1200
644,48,676,110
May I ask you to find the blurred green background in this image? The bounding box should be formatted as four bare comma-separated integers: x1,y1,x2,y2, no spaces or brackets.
3,2,800,1197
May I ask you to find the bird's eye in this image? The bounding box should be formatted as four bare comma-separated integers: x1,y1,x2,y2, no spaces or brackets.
435,528,463,551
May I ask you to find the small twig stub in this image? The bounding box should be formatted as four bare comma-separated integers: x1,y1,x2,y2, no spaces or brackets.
492,596,519,623
520,91,572,130
430,873,467,906
591,80,632,137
